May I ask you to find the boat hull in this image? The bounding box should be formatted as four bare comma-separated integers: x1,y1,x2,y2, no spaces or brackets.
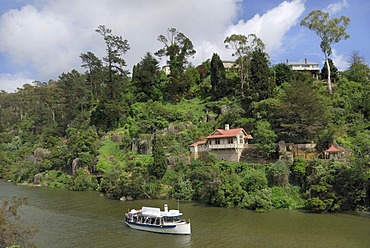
125,221,191,235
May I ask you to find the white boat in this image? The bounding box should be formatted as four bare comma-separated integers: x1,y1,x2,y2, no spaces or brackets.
124,204,191,235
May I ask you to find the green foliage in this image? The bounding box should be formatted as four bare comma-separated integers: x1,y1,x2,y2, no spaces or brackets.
350,130,370,157
96,139,125,173
43,170,69,188
209,173,246,208
224,33,265,96
99,165,126,199
91,100,129,131
130,99,205,135
210,53,228,100
132,52,162,102
239,167,268,192
268,160,290,188
169,175,194,200
242,188,272,212
345,62,370,84
272,63,293,86
58,70,90,124
95,24,130,96
11,159,39,184
67,126,98,155
320,58,338,82
148,134,167,179
290,157,307,188
68,168,98,191
271,186,305,209
80,51,104,102
274,79,328,143
253,120,277,158
249,48,275,102
250,97,278,121
332,78,367,129
155,27,196,101
305,160,345,212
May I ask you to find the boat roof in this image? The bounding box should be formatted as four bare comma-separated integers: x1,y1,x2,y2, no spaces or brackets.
130,206,183,218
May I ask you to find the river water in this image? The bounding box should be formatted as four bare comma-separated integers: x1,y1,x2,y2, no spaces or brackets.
1,180,369,248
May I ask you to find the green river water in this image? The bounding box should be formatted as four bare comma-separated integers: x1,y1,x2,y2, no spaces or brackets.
1,180,369,248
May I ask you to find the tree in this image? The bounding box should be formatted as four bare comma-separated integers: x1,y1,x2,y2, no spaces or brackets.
249,48,274,102
345,51,370,84
155,28,196,101
274,78,328,143
321,58,338,83
95,25,130,100
301,10,350,94
132,52,162,102
224,33,265,96
348,50,366,65
272,63,293,86
197,59,211,82
148,133,167,179
80,51,104,102
210,53,227,100
58,70,89,124
92,25,131,131
253,120,277,158
268,160,290,188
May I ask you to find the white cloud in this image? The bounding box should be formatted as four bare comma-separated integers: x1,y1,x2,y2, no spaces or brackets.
0,73,34,92
0,0,308,92
331,49,349,71
224,0,305,54
0,0,238,88
324,0,348,15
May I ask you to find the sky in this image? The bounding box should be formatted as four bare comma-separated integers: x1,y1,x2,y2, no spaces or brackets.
0,0,369,92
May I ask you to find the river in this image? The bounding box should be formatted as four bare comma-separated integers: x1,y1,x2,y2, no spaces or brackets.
1,180,369,248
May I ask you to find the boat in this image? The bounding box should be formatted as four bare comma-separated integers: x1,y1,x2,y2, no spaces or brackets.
124,204,191,235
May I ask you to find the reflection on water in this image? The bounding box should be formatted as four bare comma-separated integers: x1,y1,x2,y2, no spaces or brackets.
1,180,369,248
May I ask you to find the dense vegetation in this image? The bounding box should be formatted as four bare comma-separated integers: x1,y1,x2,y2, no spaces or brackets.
0,24,369,214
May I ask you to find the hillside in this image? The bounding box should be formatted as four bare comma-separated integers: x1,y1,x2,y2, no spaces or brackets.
0,28,369,212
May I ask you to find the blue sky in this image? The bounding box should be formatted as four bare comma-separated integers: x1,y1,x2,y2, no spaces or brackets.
0,0,368,92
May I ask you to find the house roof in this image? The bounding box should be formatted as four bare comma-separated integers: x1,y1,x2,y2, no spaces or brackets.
189,140,206,147
206,128,252,139
286,61,319,65
325,144,343,153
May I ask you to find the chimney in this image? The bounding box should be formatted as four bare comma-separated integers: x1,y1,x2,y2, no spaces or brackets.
286,59,288,64
225,124,230,130
305,58,307,64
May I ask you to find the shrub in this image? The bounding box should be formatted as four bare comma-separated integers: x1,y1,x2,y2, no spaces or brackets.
271,186,305,209
68,168,98,191
43,170,69,188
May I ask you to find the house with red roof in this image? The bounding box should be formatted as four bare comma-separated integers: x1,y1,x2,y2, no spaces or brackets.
189,124,253,162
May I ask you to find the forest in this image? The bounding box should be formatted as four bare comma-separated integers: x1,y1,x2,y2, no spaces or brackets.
0,18,369,216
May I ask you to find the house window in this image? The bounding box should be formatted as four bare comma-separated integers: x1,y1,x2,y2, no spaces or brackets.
238,135,244,144
228,138,233,144
215,139,220,145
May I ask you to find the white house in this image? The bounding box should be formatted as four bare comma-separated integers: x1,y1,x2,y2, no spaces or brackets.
190,124,253,162
285,58,320,79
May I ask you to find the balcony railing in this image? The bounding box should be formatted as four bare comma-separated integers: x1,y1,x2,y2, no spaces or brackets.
208,144,245,150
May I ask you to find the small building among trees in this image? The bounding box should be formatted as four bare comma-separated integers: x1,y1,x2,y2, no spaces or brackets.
189,124,253,162
323,144,344,159
285,58,320,79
